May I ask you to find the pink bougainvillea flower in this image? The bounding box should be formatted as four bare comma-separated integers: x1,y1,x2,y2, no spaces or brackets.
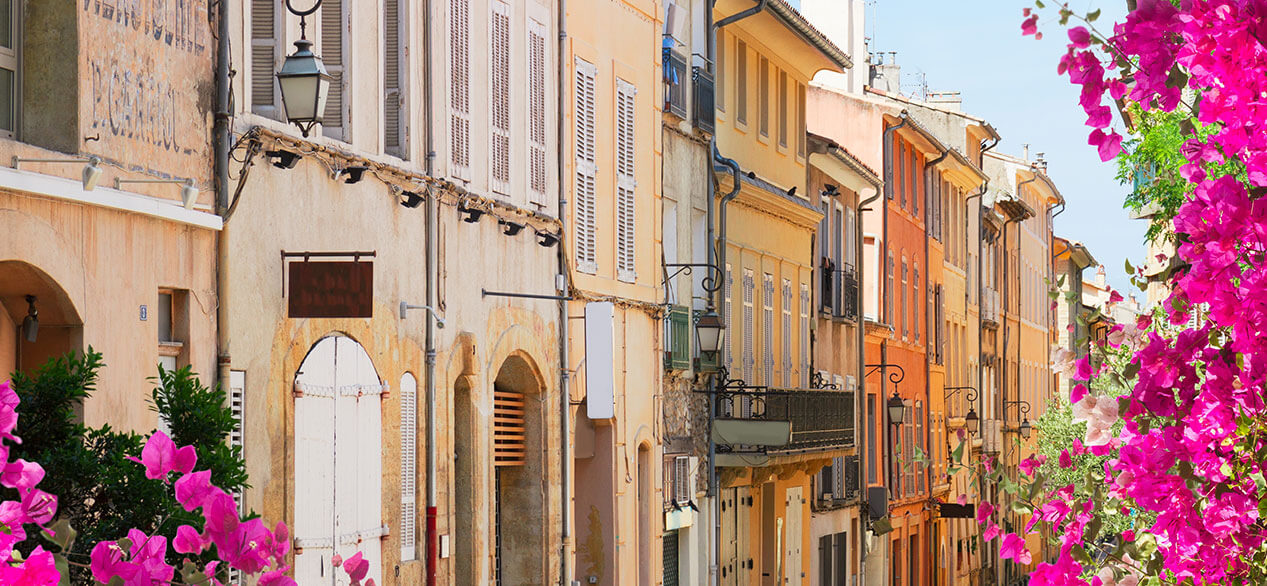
1019,455,1047,477
983,523,1000,542
343,552,369,583
175,469,218,512
1000,532,1032,565
137,431,178,480
957,493,967,506
1022,14,1039,36
174,524,206,555
1059,450,1073,469
977,501,995,524
1068,26,1091,48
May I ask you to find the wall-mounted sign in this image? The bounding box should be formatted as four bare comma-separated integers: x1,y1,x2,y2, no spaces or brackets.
938,502,976,519
288,261,373,318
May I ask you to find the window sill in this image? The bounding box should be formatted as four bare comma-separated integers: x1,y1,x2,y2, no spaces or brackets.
159,341,184,358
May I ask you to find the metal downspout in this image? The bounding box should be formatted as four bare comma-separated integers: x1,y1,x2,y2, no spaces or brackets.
422,0,440,581
855,185,882,582
557,1,571,584
921,148,948,571
963,182,987,420
714,0,768,30
973,136,998,446
213,0,232,427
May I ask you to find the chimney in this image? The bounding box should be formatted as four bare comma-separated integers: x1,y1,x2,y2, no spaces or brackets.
1035,152,1048,172
869,51,902,94
1022,144,1030,162
1095,265,1106,288
926,91,963,112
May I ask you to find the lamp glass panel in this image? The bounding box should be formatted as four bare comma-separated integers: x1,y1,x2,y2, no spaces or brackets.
279,75,320,120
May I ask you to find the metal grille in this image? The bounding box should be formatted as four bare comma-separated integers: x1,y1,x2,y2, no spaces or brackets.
663,531,680,586
494,470,503,586
692,66,715,134
664,47,687,118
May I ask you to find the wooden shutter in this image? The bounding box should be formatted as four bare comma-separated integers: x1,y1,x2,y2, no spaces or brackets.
784,487,803,582
528,21,548,204
778,70,788,147
782,279,792,386
384,0,405,156
762,273,773,386
449,0,471,179
493,389,526,466
724,264,733,370
320,0,345,140
573,57,598,273
758,56,769,136
797,82,807,158
799,283,810,387
400,373,417,560
490,1,511,194
616,79,637,282
716,31,725,112
742,269,754,384
735,40,747,125
819,535,833,585
249,0,276,112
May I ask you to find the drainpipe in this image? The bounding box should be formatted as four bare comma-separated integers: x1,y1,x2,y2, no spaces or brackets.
557,0,572,584
972,136,997,436
855,183,881,584
921,147,948,549
963,182,986,422
714,0,768,30
423,0,439,581
213,0,232,430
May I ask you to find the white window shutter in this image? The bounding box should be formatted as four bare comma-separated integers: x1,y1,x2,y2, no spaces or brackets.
400,374,417,561
724,264,733,369
383,0,405,157
489,1,511,195
573,57,598,274
615,79,637,283
320,0,345,140
249,0,276,113
782,279,792,387
799,283,810,387
528,21,549,205
742,269,754,384
762,274,773,386
449,0,471,179
674,456,690,503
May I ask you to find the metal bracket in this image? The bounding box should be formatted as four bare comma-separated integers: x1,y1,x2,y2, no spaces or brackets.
663,262,724,294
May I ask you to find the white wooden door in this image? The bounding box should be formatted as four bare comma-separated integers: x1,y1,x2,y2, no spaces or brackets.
294,336,384,586
736,487,752,586
721,488,737,586
783,487,802,585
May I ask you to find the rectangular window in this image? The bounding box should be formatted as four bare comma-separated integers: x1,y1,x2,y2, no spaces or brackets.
528,22,549,203
904,406,914,495
913,266,919,343
886,253,894,325
797,82,807,158
782,279,793,386
573,58,598,273
616,79,638,282
384,0,406,157
762,273,774,386
898,142,906,208
449,0,471,178
489,1,511,194
758,56,769,137
249,0,277,117
736,39,747,125
743,269,755,383
716,31,725,112
157,289,187,371
867,394,877,483
916,403,925,493
908,144,917,213
777,70,788,147
320,0,346,141
900,259,908,340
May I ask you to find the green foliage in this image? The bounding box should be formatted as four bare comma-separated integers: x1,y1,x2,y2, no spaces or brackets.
6,351,246,581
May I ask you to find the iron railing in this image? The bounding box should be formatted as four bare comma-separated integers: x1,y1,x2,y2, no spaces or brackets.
691,65,715,134
820,264,858,320
982,287,1000,326
664,48,688,119
716,388,856,453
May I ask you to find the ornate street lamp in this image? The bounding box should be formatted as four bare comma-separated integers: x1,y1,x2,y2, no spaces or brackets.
276,0,331,137
695,310,725,360
1019,418,1032,439
887,391,906,425
964,408,980,435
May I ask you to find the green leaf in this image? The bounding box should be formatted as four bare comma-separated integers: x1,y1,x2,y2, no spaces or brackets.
1035,0,1046,8
1087,8,1101,22
1125,257,1135,274
951,441,965,464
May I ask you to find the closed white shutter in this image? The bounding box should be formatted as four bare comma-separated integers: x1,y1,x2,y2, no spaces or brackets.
400,373,418,561
615,79,637,283
724,264,733,369
573,57,598,274
489,1,511,195
528,21,548,204
785,486,803,582
449,0,471,179
800,283,810,387
249,0,276,114
384,0,405,157
673,456,689,503
762,273,773,386
320,0,345,140
742,269,754,384
782,279,792,387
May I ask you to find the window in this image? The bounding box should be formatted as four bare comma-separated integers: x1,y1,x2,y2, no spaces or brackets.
489,1,511,194
916,402,925,493
716,31,725,112
725,264,733,369
797,82,807,158
400,373,418,560
900,258,908,340
758,56,769,137
384,0,406,157
742,268,755,382
904,405,914,495
867,394,876,484
912,265,919,343
250,0,278,117
665,455,690,505
450,0,471,178
528,22,549,204
762,273,774,385
735,39,747,125
157,289,187,372
777,70,788,147
844,208,856,265
898,142,906,208
616,79,637,282
573,58,598,273
782,279,793,386
908,143,917,213
320,0,346,140
886,252,894,325
800,283,810,387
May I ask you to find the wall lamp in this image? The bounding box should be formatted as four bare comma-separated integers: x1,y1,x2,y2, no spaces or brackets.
536,230,559,247
499,219,524,236
337,165,368,184
944,386,980,435
13,156,103,191
399,190,424,209
1004,400,1033,439
458,201,484,223
21,295,37,343
265,149,302,169
399,301,445,328
115,178,199,209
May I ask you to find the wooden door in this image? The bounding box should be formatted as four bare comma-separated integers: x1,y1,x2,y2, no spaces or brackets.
784,486,803,585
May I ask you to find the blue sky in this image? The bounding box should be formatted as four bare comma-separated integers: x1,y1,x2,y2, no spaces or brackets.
789,0,1140,293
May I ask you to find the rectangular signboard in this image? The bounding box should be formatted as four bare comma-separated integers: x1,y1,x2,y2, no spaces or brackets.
288,261,374,318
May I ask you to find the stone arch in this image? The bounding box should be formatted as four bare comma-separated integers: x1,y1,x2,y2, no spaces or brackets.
491,350,548,586
0,260,83,378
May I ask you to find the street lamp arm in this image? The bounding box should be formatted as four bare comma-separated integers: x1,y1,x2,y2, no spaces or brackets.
943,385,978,403
663,263,724,294
865,363,905,386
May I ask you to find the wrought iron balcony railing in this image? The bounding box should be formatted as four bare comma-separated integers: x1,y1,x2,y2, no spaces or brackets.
663,47,688,119
715,387,856,454
820,264,858,320
982,287,1000,326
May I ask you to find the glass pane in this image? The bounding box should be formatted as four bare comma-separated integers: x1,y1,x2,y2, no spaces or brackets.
0,67,13,133
0,0,11,50
158,293,173,342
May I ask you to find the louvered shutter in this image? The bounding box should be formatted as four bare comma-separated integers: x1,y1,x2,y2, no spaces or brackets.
490,1,511,195
742,269,754,387
400,374,417,560
782,279,792,386
616,79,637,282
762,273,773,386
449,0,471,179
528,21,548,204
229,369,246,586
674,456,689,503
384,0,404,156
800,283,810,387
778,70,788,147
724,265,733,370
797,82,807,158
249,0,276,113
758,56,769,136
320,0,345,140
573,58,598,273
494,389,527,466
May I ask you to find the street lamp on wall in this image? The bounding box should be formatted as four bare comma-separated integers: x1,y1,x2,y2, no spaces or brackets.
887,391,906,425
694,310,725,362
944,385,980,436
1004,399,1033,439
276,0,331,137
21,295,37,343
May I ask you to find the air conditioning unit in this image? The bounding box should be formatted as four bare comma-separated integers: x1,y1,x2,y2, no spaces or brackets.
844,374,858,391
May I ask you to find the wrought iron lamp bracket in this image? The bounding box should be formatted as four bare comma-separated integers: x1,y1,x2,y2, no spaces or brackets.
864,362,906,386
663,262,724,294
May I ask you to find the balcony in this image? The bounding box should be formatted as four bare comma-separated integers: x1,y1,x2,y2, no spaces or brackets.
820,264,859,321
663,47,688,119
713,388,856,462
982,287,1000,327
691,65,715,135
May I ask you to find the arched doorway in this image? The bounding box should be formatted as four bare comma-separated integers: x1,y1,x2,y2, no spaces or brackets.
452,374,477,583
492,353,546,585
293,335,384,586
0,260,81,380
